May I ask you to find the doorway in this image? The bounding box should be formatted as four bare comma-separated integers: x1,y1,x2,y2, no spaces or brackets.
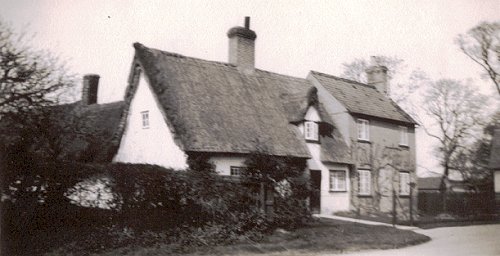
310,170,321,214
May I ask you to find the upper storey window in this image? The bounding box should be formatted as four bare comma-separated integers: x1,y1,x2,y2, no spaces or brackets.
399,126,408,146
141,111,150,129
305,121,318,142
357,119,369,141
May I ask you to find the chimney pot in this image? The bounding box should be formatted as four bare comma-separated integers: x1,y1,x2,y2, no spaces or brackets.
245,16,250,29
82,74,100,105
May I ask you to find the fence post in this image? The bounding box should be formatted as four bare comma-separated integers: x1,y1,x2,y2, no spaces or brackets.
410,182,416,226
260,182,265,213
392,189,397,227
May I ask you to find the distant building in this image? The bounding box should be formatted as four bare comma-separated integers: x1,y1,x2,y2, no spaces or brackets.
490,128,500,213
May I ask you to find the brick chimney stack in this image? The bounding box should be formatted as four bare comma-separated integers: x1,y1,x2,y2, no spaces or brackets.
227,17,257,72
81,74,100,105
366,57,389,96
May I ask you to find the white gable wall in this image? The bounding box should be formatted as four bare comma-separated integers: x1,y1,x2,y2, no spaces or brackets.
301,106,351,214
307,74,353,146
113,72,188,169
210,156,247,176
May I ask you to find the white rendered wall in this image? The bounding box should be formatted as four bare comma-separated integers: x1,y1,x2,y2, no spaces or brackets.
210,156,247,175
302,106,351,214
113,73,188,169
320,163,350,214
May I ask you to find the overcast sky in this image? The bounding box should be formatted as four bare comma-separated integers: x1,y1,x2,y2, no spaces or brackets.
1,0,499,176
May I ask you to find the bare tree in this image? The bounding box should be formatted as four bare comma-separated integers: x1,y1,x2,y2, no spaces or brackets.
0,19,75,119
456,21,500,95
422,79,487,178
340,56,405,85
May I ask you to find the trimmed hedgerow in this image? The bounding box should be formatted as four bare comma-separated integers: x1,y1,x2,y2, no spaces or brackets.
1,149,271,254
1,142,312,255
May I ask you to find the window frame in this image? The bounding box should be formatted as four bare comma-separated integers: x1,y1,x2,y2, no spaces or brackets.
358,169,371,196
141,110,150,129
399,172,410,196
304,121,319,142
357,119,370,141
329,170,347,192
230,166,244,176
399,126,409,146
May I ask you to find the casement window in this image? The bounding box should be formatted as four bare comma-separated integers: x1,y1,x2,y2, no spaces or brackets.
399,126,408,146
399,172,410,196
329,170,347,191
230,166,244,176
304,121,319,141
358,169,371,196
141,111,150,129
357,119,369,141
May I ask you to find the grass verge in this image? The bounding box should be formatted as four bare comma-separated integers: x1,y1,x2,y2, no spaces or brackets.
61,218,429,256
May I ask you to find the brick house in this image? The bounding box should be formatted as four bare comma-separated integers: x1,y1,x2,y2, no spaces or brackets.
307,66,418,217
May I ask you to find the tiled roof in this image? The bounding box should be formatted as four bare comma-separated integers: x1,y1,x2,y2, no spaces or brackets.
310,71,417,125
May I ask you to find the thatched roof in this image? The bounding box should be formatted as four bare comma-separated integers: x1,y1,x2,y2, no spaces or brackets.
490,128,500,169
310,71,417,125
49,101,126,162
0,101,125,163
126,43,352,163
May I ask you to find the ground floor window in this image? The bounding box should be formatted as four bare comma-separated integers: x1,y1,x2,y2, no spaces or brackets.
358,169,371,195
399,172,410,196
329,170,347,191
230,166,244,176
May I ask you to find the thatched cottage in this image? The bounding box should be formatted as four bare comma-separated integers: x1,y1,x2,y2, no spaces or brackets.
75,18,417,216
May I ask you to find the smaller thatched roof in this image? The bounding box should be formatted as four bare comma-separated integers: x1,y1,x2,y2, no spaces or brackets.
310,71,417,125
0,101,125,163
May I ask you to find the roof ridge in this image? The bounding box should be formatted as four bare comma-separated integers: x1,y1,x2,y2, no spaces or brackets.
385,97,418,125
134,42,237,69
255,69,308,83
135,42,312,83
310,70,377,89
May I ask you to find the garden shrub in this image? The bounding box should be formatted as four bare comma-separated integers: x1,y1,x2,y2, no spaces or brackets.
243,150,312,229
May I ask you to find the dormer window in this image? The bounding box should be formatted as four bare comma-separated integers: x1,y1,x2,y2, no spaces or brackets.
304,121,318,141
